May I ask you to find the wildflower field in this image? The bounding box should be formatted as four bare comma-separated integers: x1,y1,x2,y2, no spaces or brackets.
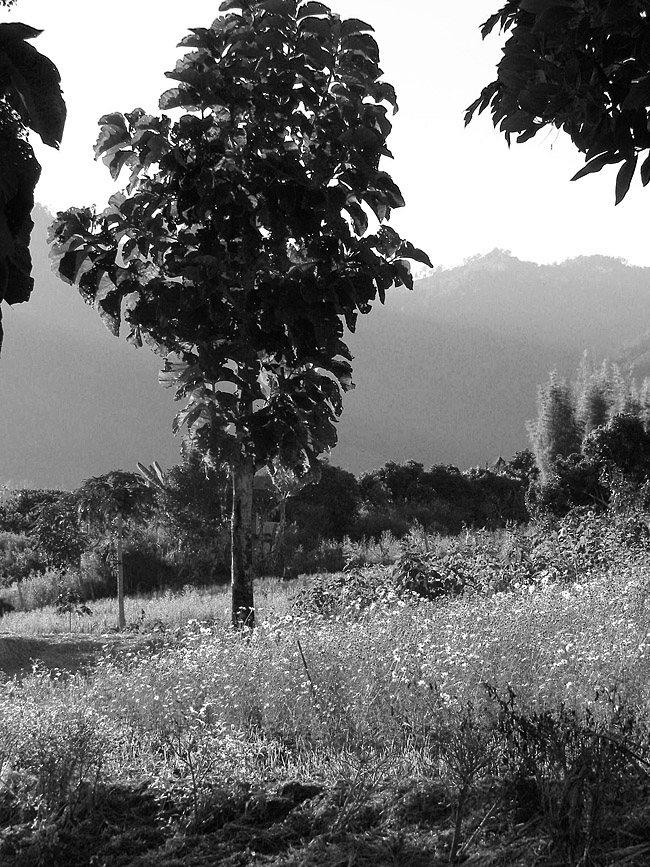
1,522,650,865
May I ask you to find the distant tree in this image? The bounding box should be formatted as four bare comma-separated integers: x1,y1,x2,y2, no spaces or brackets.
288,462,359,541
583,413,650,481
30,492,86,569
574,354,611,437
77,471,154,629
49,2,429,627
0,487,60,534
528,371,582,483
466,1,650,203
497,449,538,484
372,461,434,504
149,450,229,551
527,452,607,517
0,20,65,351
640,378,650,431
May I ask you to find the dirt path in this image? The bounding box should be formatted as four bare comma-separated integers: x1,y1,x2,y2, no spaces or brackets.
0,633,156,679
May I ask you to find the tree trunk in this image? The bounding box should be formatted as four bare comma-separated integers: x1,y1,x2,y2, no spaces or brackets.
231,455,255,628
276,495,288,576
116,512,126,631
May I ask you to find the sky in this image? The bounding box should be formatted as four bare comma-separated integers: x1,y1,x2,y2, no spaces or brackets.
4,0,650,268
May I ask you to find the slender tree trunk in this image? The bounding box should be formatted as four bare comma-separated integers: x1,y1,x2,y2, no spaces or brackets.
116,512,126,630
276,495,287,576
231,454,255,628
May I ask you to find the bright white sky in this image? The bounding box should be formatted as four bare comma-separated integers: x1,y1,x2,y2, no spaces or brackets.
5,0,650,267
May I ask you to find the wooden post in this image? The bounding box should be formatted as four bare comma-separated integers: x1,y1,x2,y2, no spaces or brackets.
116,512,126,630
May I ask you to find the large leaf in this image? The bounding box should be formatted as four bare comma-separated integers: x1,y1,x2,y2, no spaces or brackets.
298,2,331,17
570,151,620,181
615,156,637,204
0,23,66,148
0,131,39,310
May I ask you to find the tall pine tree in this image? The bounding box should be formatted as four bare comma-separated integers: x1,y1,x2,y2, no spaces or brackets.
528,371,582,483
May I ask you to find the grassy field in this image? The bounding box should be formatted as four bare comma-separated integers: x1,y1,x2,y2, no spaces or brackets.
1,555,650,865
0,576,306,636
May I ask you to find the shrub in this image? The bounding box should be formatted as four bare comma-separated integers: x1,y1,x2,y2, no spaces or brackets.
290,568,392,617
391,549,465,600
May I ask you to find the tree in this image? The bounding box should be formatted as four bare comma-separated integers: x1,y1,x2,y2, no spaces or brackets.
267,456,319,573
142,451,230,552
466,1,650,203
77,471,154,629
583,412,650,481
287,461,359,541
528,371,582,483
0,19,65,351
49,1,430,627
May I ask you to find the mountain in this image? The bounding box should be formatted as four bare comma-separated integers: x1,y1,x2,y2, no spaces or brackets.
0,206,180,490
330,249,650,472
2,210,650,489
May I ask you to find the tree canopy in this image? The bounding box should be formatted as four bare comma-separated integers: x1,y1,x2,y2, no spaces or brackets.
466,0,650,203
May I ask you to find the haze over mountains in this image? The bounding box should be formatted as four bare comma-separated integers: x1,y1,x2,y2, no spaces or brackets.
1,207,650,490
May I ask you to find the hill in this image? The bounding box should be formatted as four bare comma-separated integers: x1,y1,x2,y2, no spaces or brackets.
0,206,179,490
331,249,650,472
2,211,650,488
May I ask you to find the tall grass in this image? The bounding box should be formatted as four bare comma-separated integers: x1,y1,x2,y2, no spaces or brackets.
2,556,650,863
0,576,310,635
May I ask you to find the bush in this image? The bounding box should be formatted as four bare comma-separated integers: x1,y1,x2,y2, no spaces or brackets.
391,549,466,600
290,567,391,617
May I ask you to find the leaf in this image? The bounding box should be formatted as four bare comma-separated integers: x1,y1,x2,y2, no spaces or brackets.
640,153,650,186
0,24,66,148
300,35,332,70
159,87,189,111
299,16,333,38
345,201,369,236
298,1,331,16
94,117,130,161
615,155,637,204
341,18,374,37
392,258,413,290
532,6,579,33
219,0,244,10
95,271,117,303
622,77,650,111
258,0,292,12
397,241,433,268
571,152,619,181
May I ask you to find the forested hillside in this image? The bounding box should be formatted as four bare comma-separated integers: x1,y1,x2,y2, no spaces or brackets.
334,249,650,471
3,212,650,488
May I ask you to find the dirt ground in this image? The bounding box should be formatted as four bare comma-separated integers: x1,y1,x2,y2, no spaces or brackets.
0,633,154,679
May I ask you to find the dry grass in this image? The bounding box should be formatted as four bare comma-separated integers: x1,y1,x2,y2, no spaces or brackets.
0,563,650,864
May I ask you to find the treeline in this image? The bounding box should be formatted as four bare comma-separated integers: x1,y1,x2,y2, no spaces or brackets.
0,450,531,594
6,353,648,598
527,355,650,515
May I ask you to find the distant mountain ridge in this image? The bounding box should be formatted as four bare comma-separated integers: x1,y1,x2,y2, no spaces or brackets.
332,248,650,472
2,207,650,489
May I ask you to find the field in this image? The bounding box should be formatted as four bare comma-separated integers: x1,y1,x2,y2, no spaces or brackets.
1,529,650,866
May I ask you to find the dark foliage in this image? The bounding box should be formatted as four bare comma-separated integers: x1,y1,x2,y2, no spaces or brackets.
287,463,360,542
467,0,650,204
358,459,528,536
0,23,65,350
